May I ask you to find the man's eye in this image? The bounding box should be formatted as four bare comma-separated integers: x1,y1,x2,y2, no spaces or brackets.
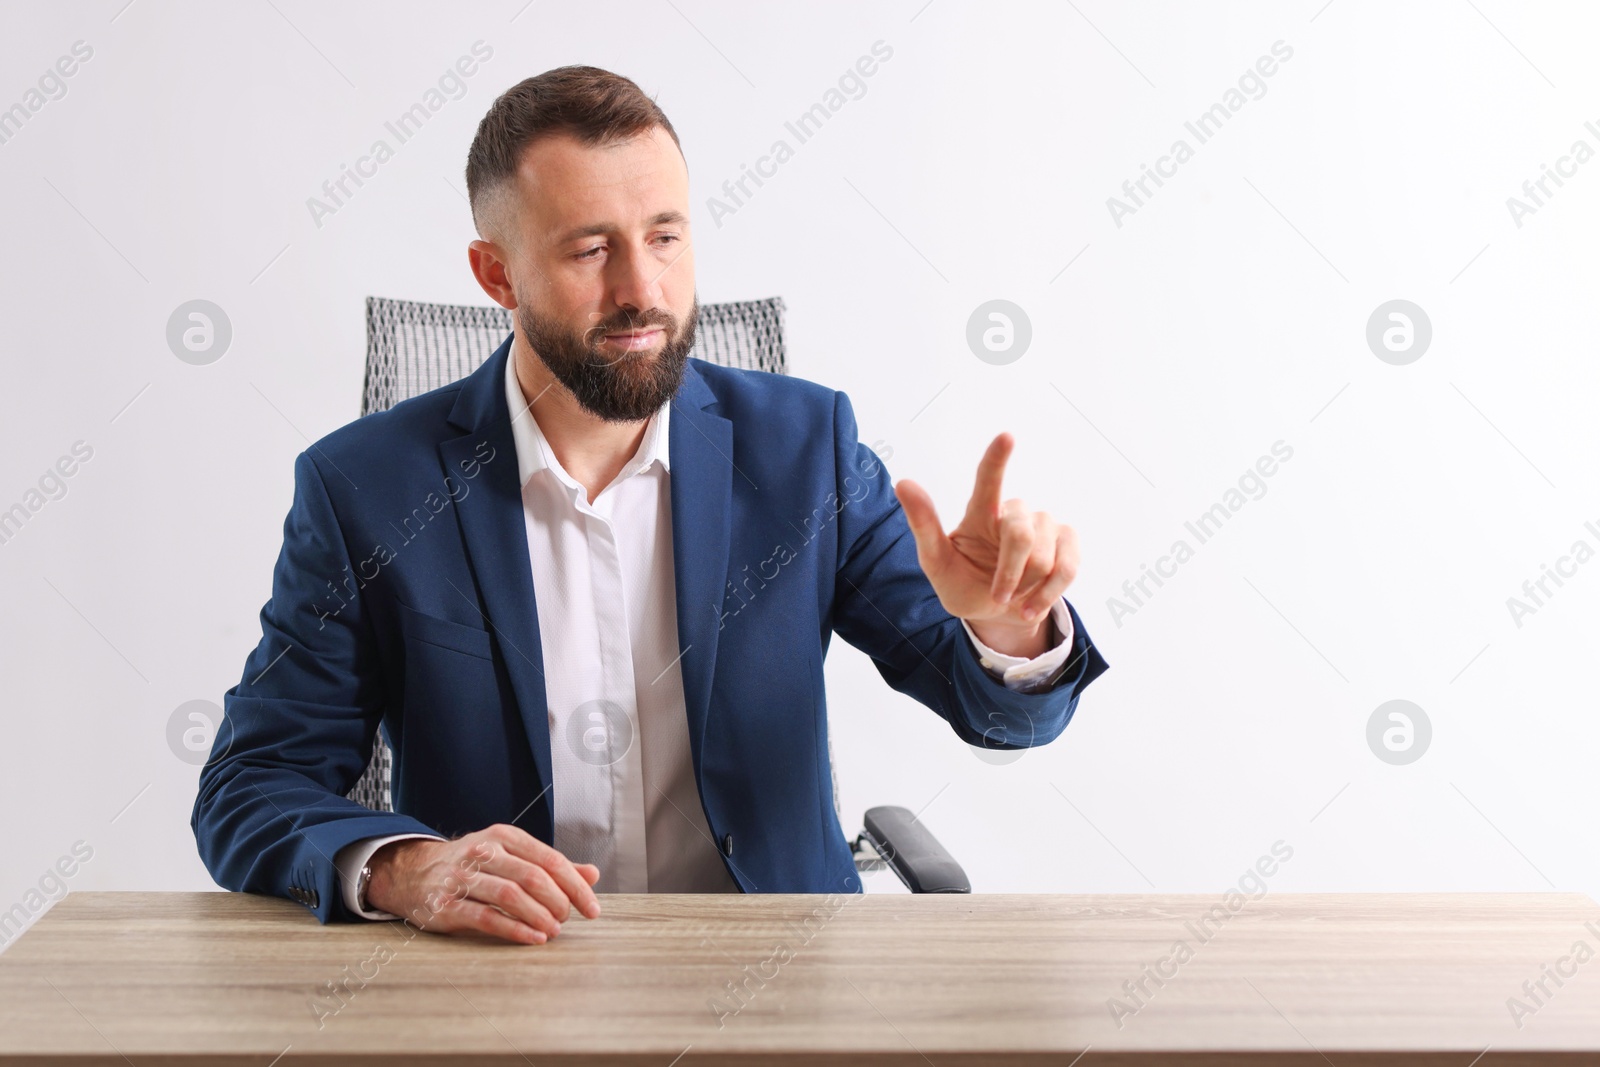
576,246,603,260
655,234,680,245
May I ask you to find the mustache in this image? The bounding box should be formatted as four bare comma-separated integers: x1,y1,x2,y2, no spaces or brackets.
580,308,676,348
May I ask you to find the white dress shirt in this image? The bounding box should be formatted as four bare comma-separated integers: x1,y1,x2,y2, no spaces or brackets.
334,353,1078,918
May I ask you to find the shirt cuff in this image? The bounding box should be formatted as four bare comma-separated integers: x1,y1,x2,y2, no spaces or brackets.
334,833,446,920
960,596,1077,693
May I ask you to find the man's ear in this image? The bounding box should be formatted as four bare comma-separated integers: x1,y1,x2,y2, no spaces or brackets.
467,238,517,311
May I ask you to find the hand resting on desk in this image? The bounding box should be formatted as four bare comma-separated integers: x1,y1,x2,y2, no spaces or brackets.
366,823,602,944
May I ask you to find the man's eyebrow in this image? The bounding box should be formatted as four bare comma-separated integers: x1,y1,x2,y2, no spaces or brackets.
556,211,688,243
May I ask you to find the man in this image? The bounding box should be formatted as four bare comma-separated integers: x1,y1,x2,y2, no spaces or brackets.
192,66,1108,946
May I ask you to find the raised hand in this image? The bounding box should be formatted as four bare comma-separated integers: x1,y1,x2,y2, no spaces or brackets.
893,432,1078,655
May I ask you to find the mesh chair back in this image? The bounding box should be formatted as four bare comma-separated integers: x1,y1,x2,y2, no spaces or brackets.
346,296,831,820
361,296,787,419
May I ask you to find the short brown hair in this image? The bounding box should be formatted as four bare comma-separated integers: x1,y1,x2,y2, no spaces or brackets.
465,65,681,239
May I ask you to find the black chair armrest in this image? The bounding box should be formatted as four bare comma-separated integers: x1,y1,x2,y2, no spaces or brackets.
860,805,971,894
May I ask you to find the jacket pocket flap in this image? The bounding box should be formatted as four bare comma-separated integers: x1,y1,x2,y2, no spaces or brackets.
398,601,494,660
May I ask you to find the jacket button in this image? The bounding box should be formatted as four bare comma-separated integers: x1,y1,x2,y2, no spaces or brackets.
721,834,733,857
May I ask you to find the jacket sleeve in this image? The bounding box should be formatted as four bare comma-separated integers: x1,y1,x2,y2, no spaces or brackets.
827,391,1109,751
191,449,441,923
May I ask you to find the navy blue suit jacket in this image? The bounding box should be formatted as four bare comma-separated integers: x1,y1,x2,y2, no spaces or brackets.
191,336,1108,921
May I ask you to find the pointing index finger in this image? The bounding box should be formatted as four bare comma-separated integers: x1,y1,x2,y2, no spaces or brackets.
966,433,1014,523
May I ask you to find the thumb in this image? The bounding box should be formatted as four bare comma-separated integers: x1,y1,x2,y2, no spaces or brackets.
894,479,950,572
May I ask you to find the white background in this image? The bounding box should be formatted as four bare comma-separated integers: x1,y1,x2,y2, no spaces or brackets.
2,0,1597,931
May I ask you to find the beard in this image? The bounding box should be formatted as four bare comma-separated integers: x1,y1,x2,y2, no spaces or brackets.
517,297,698,423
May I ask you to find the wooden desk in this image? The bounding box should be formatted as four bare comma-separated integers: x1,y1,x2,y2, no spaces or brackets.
1,892,1597,1064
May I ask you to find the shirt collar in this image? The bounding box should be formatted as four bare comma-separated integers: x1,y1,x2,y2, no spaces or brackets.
503,344,672,493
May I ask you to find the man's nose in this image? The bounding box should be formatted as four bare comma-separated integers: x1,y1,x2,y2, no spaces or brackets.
609,243,666,312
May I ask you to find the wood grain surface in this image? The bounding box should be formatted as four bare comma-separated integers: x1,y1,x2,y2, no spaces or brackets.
1,891,1598,1065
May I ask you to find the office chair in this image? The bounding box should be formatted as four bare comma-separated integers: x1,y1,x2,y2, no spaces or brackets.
346,295,969,894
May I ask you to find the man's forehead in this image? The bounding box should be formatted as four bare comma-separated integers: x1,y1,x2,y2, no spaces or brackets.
515,129,687,232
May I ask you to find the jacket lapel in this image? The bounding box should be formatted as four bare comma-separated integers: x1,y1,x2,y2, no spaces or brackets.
668,360,732,783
